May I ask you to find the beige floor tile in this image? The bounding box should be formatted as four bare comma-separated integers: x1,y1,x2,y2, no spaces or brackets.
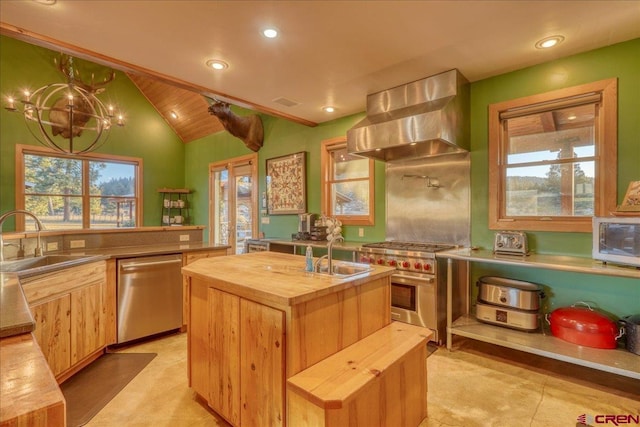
86,332,639,427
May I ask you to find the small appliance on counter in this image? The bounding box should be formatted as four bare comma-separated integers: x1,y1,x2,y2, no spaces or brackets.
298,213,317,234
493,231,529,256
592,216,640,267
475,276,544,331
292,213,317,241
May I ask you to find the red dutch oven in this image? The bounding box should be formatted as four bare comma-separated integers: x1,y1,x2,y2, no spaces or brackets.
547,302,622,349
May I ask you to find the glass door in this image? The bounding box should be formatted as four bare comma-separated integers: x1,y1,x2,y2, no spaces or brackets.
210,154,258,254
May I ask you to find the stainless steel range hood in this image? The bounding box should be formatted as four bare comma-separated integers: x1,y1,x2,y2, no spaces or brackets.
347,69,469,162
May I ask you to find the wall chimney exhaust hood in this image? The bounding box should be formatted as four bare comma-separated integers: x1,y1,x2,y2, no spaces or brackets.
347,69,470,162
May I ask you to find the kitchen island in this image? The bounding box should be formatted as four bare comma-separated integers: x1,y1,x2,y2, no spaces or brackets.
182,252,431,427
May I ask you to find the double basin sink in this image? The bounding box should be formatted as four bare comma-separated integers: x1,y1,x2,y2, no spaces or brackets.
0,254,100,277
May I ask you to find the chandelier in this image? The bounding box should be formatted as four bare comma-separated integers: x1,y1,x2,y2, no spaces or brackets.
4,55,124,155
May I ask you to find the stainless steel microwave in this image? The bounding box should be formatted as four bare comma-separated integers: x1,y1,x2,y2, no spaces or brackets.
592,217,640,267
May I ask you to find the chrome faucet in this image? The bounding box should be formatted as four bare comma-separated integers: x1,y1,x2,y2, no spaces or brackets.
314,235,344,274
0,210,45,262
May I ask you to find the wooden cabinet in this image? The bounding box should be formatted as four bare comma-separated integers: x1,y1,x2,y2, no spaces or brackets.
239,298,285,427
21,261,108,382
71,281,106,364
30,295,71,376
181,248,228,329
188,280,284,427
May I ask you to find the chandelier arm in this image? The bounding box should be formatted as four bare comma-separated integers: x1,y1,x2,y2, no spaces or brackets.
8,57,122,155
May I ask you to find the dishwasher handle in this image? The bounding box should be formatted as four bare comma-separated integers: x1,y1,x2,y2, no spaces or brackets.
119,257,182,271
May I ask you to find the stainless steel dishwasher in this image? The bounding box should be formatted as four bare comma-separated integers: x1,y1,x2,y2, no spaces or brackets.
117,254,183,344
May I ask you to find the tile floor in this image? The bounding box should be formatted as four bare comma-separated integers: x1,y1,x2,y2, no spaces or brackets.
85,332,639,427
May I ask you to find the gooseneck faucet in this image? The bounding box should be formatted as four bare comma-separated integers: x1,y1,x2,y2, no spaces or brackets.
0,210,45,262
314,235,345,274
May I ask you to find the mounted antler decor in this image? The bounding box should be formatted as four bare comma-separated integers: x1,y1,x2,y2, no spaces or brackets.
4,54,124,154
207,99,263,152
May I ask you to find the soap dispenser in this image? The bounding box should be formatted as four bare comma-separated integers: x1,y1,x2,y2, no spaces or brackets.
305,245,313,272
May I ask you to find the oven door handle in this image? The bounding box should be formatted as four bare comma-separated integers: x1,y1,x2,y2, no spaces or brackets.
391,274,434,285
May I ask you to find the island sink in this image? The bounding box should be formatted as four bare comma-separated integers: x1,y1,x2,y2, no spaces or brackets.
314,261,374,279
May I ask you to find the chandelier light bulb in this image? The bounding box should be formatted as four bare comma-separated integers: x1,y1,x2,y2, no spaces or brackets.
6,96,16,111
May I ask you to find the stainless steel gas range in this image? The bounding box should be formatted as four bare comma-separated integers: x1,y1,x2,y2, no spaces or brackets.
358,241,467,345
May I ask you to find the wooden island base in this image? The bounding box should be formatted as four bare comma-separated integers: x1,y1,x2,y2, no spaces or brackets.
182,252,430,427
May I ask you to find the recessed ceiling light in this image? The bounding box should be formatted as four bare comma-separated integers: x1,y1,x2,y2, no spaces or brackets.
263,28,278,39
535,35,565,49
170,111,179,119
32,0,56,4
323,106,335,113
206,59,229,70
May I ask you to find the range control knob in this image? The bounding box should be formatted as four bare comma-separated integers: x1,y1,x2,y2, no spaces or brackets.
414,262,422,270
388,260,397,267
423,263,431,271
401,261,410,268
377,259,385,265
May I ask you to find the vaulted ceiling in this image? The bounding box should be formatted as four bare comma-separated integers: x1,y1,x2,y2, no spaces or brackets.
1,1,639,143
127,74,224,143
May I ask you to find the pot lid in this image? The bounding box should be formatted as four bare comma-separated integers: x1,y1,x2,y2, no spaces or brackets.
551,306,616,333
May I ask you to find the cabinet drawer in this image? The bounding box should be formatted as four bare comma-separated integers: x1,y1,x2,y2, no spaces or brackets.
22,261,107,304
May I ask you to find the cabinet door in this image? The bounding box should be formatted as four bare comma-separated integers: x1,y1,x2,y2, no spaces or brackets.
188,277,211,401
240,299,285,427
209,288,241,426
182,249,228,329
30,295,72,376
71,282,106,364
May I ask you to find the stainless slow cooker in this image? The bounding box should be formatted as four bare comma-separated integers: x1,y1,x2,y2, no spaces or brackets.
475,276,544,331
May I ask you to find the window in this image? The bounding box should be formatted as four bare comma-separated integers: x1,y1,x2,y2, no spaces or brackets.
16,145,142,230
488,79,617,232
321,137,374,225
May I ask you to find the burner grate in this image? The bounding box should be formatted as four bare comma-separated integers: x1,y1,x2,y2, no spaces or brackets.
362,241,456,253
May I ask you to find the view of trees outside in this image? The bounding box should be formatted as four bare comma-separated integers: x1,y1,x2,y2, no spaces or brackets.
503,103,596,218
24,154,136,229
506,160,594,216
331,148,369,216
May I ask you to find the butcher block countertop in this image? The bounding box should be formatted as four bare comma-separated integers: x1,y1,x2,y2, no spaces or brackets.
0,333,65,426
182,251,395,308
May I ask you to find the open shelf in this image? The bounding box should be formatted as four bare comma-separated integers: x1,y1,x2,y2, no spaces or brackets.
450,314,639,379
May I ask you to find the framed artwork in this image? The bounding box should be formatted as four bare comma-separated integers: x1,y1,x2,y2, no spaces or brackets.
266,152,307,214
617,180,640,212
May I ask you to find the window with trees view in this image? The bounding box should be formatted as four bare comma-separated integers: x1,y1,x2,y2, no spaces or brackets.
488,79,617,232
321,137,374,225
16,145,141,230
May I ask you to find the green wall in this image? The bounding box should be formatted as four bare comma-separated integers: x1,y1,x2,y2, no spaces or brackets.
0,36,186,228
1,35,638,317
185,109,387,243
468,38,640,316
471,38,640,255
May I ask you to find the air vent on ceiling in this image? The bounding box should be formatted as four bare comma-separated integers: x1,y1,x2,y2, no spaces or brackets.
273,97,300,107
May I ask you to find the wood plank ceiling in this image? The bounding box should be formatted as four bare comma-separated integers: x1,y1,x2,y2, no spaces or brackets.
128,73,224,143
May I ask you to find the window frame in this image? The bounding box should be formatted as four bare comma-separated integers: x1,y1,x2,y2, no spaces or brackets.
488,78,617,233
15,144,143,230
320,136,375,226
